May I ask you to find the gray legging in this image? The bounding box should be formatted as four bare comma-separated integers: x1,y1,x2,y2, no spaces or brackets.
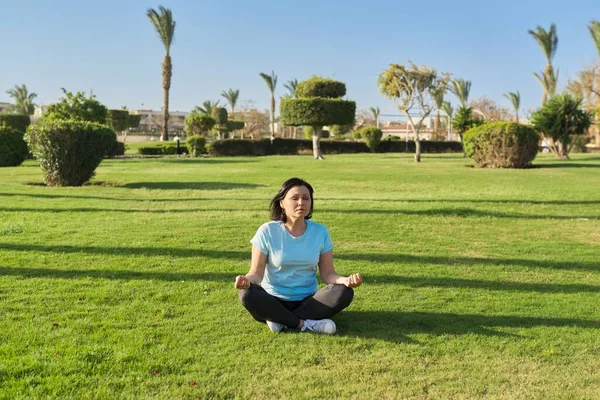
239,283,354,328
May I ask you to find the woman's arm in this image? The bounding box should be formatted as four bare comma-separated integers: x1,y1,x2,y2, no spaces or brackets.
318,250,362,287
234,246,267,289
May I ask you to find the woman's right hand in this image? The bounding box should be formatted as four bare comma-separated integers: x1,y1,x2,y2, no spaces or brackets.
234,275,251,290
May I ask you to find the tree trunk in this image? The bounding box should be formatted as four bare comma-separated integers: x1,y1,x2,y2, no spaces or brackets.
270,96,275,139
312,126,324,160
161,54,172,142
414,138,421,162
404,112,422,163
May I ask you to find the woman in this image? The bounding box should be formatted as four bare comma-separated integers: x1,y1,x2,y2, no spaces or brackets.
235,177,362,335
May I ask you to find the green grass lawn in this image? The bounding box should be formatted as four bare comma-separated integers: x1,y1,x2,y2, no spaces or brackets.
1,153,599,399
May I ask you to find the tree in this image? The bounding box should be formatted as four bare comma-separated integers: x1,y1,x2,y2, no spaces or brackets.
259,71,278,139
5,84,37,115
147,5,176,141
184,113,216,137
432,88,445,134
567,63,600,146
453,106,476,151
531,94,593,159
194,100,221,115
44,89,107,123
503,91,521,123
378,62,451,162
470,97,511,122
284,79,298,98
369,106,381,128
235,107,270,139
221,89,240,118
529,24,558,104
589,20,600,57
449,78,471,107
211,107,228,139
280,76,355,159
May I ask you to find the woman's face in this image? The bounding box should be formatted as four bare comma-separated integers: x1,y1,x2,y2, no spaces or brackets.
280,185,311,220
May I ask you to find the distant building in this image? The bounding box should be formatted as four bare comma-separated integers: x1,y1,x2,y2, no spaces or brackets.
0,102,13,113
129,109,188,134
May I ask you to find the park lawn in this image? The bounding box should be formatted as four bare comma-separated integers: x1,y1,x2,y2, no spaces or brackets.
0,153,599,399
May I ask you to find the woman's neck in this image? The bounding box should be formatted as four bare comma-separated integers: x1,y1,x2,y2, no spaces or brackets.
284,217,306,236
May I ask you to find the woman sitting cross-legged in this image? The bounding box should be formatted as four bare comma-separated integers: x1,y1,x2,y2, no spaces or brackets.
235,177,362,335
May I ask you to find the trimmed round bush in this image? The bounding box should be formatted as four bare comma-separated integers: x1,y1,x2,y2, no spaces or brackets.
0,127,28,167
296,76,346,98
0,114,31,133
128,114,142,130
463,122,540,168
211,107,228,125
226,120,245,132
358,126,383,151
186,135,207,156
280,98,355,127
185,113,216,136
106,109,129,133
25,119,117,186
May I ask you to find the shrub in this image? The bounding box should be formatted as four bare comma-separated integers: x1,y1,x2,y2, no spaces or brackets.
358,126,383,151
0,114,31,133
43,90,107,124
138,147,163,155
186,135,206,156
25,119,117,186
0,127,28,167
296,76,346,98
463,122,540,168
185,113,216,137
106,109,129,133
106,141,126,157
280,98,355,127
128,114,142,130
226,120,245,132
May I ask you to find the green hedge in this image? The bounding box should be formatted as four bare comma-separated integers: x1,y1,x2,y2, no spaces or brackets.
463,122,540,168
0,114,31,133
207,138,462,156
280,98,356,126
25,119,117,186
0,127,28,167
358,126,383,151
295,76,346,99
138,143,187,155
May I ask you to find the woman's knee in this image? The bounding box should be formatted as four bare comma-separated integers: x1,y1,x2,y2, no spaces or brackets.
238,283,261,306
329,284,354,307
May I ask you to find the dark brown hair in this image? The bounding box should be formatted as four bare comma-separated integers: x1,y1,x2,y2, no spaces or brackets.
270,177,314,222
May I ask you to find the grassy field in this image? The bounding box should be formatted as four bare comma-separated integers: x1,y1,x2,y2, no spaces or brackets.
1,153,599,399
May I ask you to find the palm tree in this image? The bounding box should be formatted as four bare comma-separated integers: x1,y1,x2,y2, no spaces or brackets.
221,89,239,119
589,20,600,57
503,91,521,123
534,68,559,103
442,101,454,139
284,79,298,98
259,71,278,138
193,100,221,115
433,90,445,133
528,24,558,104
6,84,37,115
449,79,471,107
147,5,176,141
369,106,380,128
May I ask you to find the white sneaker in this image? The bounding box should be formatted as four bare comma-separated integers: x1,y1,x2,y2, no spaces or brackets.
302,319,336,335
266,320,285,333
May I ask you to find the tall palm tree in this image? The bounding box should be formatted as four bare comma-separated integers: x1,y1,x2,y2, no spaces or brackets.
449,78,471,107
6,84,37,115
193,100,221,115
221,89,239,119
589,20,600,57
369,106,381,128
503,91,521,123
433,90,445,132
284,79,298,98
147,5,176,141
259,71,278,138
528,24,558,104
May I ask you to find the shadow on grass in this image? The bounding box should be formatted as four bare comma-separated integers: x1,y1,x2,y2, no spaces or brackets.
533,162,600,169
1,244,598,274
336,253,599,273
121,182,265,190
0,265,235,282
337,310,600,342
320,198,600,206
0,207,264,213
0,192,268,203
366,274,600,294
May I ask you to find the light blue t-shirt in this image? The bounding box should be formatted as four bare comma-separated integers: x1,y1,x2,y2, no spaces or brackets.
250,220,334,301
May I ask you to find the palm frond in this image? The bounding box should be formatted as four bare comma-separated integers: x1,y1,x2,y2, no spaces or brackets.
528,23,558,64
259,71,278,93
147,6,176,53
588,20,600,57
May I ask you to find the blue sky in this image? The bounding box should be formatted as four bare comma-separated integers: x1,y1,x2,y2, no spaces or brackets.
1,0,598,116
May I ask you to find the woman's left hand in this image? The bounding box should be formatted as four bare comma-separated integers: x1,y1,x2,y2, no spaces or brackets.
345,273,363,288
